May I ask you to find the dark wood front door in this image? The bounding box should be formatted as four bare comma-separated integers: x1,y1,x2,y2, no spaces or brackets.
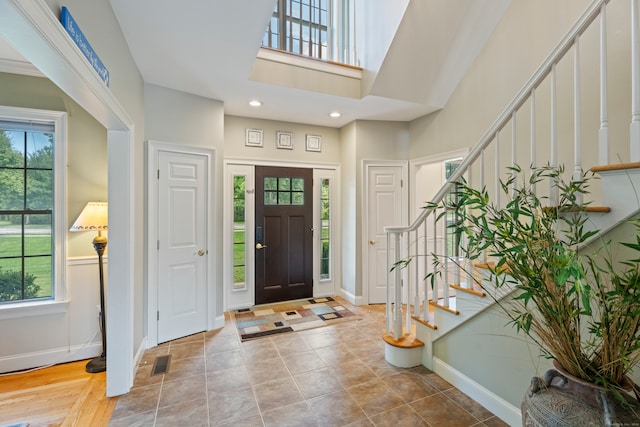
255,166,313,305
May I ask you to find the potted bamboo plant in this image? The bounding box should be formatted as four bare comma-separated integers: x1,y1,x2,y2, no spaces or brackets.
436,164,640,425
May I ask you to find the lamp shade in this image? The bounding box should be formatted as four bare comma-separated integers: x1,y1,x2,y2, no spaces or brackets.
70,202,108,232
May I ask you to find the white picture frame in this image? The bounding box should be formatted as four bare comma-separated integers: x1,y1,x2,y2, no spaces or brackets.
305,134,322,152
276,131,294,150
245,128,263,147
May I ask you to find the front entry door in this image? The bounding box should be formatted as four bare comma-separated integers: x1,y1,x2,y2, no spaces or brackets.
255,166,313,305
157,150,208,343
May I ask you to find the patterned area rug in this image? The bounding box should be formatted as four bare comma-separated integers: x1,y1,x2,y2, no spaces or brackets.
233,297,360,341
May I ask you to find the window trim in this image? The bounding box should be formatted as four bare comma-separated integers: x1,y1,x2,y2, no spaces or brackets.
0,105,68,309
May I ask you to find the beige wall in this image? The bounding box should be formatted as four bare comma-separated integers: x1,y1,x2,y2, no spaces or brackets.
224,115,341,165
144,83,225,316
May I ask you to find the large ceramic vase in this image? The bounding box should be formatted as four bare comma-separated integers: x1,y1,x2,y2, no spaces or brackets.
521,361,640,426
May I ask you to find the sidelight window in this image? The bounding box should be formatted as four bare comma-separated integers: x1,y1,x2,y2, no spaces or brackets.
233,175,247,289
320,178,331,280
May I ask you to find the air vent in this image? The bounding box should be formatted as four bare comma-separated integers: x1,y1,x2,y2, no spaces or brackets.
151,354,171,376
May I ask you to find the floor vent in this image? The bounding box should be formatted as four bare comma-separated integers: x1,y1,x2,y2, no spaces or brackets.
151,355,171,376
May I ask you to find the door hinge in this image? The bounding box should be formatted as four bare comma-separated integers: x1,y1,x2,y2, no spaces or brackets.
157,169,160,179
401,179,404,187
157,240,160,250
157,311,160,320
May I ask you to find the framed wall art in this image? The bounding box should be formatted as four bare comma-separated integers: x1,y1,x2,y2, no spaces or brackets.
305,134,322,152
245,128,263,147
276,131,293,150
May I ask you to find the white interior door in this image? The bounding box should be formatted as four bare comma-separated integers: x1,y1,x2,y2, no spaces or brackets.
157,150,208,343
367,163,407,304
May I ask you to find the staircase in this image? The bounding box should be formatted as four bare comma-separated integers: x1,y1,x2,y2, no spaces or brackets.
382,0,640,425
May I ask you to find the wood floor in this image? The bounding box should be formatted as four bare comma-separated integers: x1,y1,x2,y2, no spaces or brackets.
0,360,118,427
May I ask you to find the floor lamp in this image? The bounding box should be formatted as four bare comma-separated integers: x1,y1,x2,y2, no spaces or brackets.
70,201,108,373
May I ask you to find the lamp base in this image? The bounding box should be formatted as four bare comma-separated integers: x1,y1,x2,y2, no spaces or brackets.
85,356,106,373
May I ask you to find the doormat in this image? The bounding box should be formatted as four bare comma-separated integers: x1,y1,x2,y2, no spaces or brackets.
233,297,361,341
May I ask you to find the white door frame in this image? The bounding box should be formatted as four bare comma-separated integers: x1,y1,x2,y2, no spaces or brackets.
410,148,469,218
0,0,135,396
223,158,341,310
147,141,216,347
362,160,409,305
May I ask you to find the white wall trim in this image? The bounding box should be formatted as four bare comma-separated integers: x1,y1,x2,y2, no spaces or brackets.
223,159,341,311
0,300,69,321
0,58,45,77
257,47,362,79
0,342,101,374
214,315,225,330
433,357,521,427
147,140,216,347
224,157,339,170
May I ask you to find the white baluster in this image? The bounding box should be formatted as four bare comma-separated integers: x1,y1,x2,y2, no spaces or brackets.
432,213,439,304
574,36,583,205
632,0,640,161
414,228,420,316
600,3,609,165
386,232,392,334
393,232,402,339
495,132,501,209
551,63,559,206
511,112,517,196
422,217,428,319
405,232,411,332
530,89,536,194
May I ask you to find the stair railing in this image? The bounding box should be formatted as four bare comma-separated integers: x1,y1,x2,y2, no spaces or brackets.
384,0,640,340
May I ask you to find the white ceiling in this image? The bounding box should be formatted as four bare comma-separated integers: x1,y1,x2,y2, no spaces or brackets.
1,0,511,128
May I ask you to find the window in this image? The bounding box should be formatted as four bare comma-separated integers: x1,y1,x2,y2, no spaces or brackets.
263,0,329,60
233,175,247,290
0,107,66,305
320,178,331,280
264,177,305,206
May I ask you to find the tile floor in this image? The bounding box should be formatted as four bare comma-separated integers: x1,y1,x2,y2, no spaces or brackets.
108,299,509,427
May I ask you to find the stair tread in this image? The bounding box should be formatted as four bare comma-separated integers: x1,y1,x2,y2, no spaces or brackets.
450,283,486,297
591,162,640,173
542,205,611,213
429,298,459,315
382,332,424,348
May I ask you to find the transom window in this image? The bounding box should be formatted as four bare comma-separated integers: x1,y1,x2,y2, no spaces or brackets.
264,177,305,206
0,120,55,303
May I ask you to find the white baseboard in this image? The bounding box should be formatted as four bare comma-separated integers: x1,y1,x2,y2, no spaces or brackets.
214,315,225,330
433,357,521,427
133,337,147,367
339,288,365,306
0,342,101,374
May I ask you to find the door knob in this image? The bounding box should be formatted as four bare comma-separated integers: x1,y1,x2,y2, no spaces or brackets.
369,240,376,245
256,243,267,249
197,249,206,256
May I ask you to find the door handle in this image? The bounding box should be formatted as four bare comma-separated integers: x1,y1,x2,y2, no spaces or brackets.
369,240,376,245
196,249,207,256
256,243,267,249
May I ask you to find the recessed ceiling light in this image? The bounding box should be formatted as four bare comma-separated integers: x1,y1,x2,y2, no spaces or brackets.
249,100,262,107
329,111,341,118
